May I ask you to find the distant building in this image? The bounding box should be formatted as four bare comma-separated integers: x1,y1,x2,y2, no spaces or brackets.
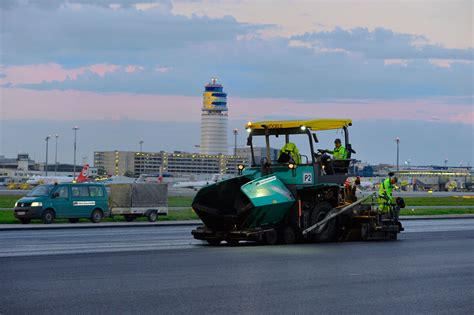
94,150,247,177
0,153,96,182
200,78,228,155
0,154,35,170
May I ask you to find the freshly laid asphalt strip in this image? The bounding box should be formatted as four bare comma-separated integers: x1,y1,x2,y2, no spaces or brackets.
0,220,473,314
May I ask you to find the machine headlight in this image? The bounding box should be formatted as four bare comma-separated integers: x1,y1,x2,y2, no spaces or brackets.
31,202,43,207
238,164,245,170
288,163,296,169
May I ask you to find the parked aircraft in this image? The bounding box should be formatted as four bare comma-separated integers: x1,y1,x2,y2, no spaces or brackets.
172,174,230,190
26,165,90,185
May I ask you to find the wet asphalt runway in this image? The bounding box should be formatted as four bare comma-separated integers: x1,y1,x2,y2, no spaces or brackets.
0,219,473,314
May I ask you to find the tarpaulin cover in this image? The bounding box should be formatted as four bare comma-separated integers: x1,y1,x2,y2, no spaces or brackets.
109,183,167,209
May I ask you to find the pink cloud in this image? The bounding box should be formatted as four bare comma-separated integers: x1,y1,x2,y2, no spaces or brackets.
0,63,141,85
155,66,173,73
124,65,145,73
429,59,473,68
449,111,474,124
1,88,472,126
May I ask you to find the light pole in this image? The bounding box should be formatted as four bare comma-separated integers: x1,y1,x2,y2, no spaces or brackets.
444,158,448,168
73,126,79,178
395,137,400,174
139,140,144,175
54,134,59,175
233,129,238,156
45,135,51,176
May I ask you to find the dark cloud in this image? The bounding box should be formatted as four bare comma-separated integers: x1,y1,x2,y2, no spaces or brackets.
292,27,473,60
0,5,472,101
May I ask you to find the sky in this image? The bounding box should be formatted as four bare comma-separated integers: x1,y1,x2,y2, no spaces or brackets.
0,0,473,166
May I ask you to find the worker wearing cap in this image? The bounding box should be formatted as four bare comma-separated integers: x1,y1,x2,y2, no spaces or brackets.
378,175,398,212
318,138,347,160
277,142,301,164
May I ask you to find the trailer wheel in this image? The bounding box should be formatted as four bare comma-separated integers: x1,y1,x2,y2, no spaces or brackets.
207,239,221,246
263,229,278,245
147,211,157,222
310,202,338,242
281,226,296,245
124,215,135,222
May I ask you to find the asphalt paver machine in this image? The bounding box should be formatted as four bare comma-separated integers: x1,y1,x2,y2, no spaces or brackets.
191,119,403,245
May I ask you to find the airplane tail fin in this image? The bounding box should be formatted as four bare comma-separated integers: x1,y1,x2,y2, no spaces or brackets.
76,164,90,183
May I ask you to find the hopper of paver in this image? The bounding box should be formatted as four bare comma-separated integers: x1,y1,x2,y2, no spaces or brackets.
192,176,254,231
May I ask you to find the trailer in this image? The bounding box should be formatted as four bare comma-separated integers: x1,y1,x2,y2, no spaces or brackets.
109,183,168,222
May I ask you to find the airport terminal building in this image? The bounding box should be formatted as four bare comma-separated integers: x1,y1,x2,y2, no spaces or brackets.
93,151,247,177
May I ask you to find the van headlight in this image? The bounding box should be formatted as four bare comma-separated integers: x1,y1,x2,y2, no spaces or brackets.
31,202,43,207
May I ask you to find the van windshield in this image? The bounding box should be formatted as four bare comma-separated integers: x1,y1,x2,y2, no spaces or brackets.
27,185,53,197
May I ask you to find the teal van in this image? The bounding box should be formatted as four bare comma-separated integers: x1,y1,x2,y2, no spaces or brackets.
14,183,109,224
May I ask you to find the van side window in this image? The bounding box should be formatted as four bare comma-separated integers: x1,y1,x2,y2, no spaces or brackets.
55,186,69,199
72,186,89,197
89,186,104,197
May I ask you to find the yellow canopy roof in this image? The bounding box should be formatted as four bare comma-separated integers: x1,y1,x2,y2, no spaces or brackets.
246,119,352,131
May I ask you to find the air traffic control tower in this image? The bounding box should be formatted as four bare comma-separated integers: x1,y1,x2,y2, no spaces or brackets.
200,78,228,155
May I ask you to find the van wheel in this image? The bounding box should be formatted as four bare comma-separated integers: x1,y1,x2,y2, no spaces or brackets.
68,218,79,223
20,218,30,224
90,209,103,223
147,211,157,222
42,210,55,224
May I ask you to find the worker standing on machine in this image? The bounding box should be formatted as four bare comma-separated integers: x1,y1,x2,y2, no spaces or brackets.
318,138,347,160
378,173,398,213
277,142,301,164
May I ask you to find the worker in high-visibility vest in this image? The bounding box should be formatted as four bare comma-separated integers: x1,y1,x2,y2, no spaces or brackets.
378,175,398,212
318,139,347,160
277,142,301,164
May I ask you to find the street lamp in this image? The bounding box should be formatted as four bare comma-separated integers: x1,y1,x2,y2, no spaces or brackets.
45,135,51,176
233,129,238,156
139,140,144,175
395,137,400,174
54,134,59,176
73,126,79,178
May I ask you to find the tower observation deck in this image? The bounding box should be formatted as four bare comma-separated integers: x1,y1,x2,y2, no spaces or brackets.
200,78,228,155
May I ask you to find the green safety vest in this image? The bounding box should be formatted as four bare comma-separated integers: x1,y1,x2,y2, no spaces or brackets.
278,143,301,164
328,146,347,159
379,178,394,203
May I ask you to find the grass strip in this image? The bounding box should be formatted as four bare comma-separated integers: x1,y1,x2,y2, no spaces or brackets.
0,209,198,224
400,208,474,216
403,197,474,207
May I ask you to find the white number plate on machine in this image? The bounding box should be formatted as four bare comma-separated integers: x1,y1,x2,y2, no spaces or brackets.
303,173,313,184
